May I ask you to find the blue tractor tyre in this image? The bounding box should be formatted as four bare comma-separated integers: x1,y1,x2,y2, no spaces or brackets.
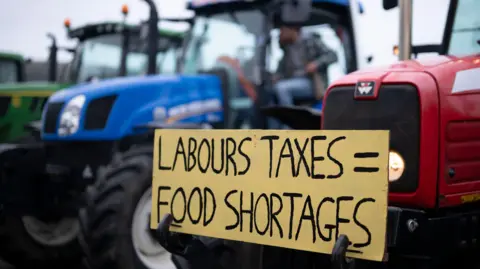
78,145,178,269
77,143,261,269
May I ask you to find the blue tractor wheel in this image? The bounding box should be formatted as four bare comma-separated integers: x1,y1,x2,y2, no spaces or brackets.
78,145,176,269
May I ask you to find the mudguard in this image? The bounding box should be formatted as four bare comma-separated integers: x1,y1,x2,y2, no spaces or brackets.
0,142,46,215
24,120,42,140
0,143,44,166
261,105,322,130
24,120,42,132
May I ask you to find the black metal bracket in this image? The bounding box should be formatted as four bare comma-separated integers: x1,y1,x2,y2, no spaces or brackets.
151,214,232,269
152,214,193,256
331,234,356,269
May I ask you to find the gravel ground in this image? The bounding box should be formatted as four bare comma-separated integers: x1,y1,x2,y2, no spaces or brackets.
0,256,177,269
0,259,13,269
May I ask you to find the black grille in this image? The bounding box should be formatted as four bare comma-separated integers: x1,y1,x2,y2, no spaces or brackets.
45,141,114,168
0,96,11,117
84,95,117,130
43,102,65,134
323,85,420,193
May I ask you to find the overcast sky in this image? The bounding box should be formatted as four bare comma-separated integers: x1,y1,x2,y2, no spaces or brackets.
0,0,449,64
0,0,192,61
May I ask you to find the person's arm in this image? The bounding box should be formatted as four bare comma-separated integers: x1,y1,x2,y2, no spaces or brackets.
310,37,338,70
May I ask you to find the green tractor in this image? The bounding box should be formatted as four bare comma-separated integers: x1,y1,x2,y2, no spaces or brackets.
0,51,28,84
0,5,185,143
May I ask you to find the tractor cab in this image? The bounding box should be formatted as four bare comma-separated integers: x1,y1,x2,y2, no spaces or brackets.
443,0,479,57
180,0,358,128
0,52,25,83
62,19,185,84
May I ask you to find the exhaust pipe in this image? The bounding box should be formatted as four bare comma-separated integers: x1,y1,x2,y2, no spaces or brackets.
142,0,159,75
398,0,413,60
46,33,58,82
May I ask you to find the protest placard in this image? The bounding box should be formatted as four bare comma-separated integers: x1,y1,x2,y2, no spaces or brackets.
150,129,389,261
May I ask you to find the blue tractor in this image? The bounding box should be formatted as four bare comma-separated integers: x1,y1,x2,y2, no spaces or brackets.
0,0,363,269
77,1,364,269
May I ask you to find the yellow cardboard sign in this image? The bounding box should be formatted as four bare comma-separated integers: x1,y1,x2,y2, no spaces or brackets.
151,129,389,261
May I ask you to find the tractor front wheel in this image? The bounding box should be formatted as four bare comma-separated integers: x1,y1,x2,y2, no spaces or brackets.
0,133,82,268
0,214,82,269
78,146,175,269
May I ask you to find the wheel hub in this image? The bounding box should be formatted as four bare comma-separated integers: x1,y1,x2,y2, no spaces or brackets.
22,216,80,246
132,187,175,269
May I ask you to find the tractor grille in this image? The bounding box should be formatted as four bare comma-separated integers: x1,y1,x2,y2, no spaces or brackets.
323,85,420,193
84,95,117,130
43,102,65,134
0,96,11,117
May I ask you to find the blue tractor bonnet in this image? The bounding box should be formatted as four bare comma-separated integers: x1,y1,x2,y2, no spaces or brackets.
48,75,180,103
43,74,224,141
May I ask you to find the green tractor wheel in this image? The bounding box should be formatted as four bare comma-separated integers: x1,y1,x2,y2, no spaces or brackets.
0,134,83,269
0,215,82,269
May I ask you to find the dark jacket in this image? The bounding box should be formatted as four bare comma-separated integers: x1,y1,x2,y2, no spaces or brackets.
276,32,338,83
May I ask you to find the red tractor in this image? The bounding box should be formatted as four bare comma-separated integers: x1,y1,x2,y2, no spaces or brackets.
320,0,480,267
152,0,479,268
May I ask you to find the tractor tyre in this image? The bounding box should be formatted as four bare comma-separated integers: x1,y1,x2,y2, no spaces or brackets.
0,215,82,269
78,145,176,269
0,133,83,269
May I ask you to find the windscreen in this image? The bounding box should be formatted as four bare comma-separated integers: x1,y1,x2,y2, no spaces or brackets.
182,10,262,75
71,33,181,83
447,0,480,56
0,59,19,83
182,9,349,84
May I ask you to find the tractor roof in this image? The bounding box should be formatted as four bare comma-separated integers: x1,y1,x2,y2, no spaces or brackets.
0,51,24,63
68,21,185,42
187,0,348,10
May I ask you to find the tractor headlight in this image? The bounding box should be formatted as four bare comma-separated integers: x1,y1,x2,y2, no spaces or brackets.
58,95,86,136
388,151,405,182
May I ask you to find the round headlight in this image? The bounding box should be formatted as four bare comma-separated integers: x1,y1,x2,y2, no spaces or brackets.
388,151,405,182
58,95,86,136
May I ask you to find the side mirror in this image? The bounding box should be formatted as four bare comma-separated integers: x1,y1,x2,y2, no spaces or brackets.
281,0,311,24
382,0,398,10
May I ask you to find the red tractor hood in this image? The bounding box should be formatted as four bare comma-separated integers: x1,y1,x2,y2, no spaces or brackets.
331,54,480,96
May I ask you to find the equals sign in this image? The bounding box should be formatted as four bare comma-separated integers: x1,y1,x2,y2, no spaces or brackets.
353,152,380,173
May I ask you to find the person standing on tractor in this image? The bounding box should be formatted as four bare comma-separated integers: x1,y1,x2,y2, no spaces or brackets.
272,24,337,113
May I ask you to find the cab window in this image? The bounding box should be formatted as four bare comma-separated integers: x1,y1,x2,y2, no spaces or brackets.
447,0,480,56
182,11,262,75
158,47,178,75
268,23,347,86
0,59,19,83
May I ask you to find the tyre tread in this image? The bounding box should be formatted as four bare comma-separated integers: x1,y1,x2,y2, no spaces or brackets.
79,145,154,269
